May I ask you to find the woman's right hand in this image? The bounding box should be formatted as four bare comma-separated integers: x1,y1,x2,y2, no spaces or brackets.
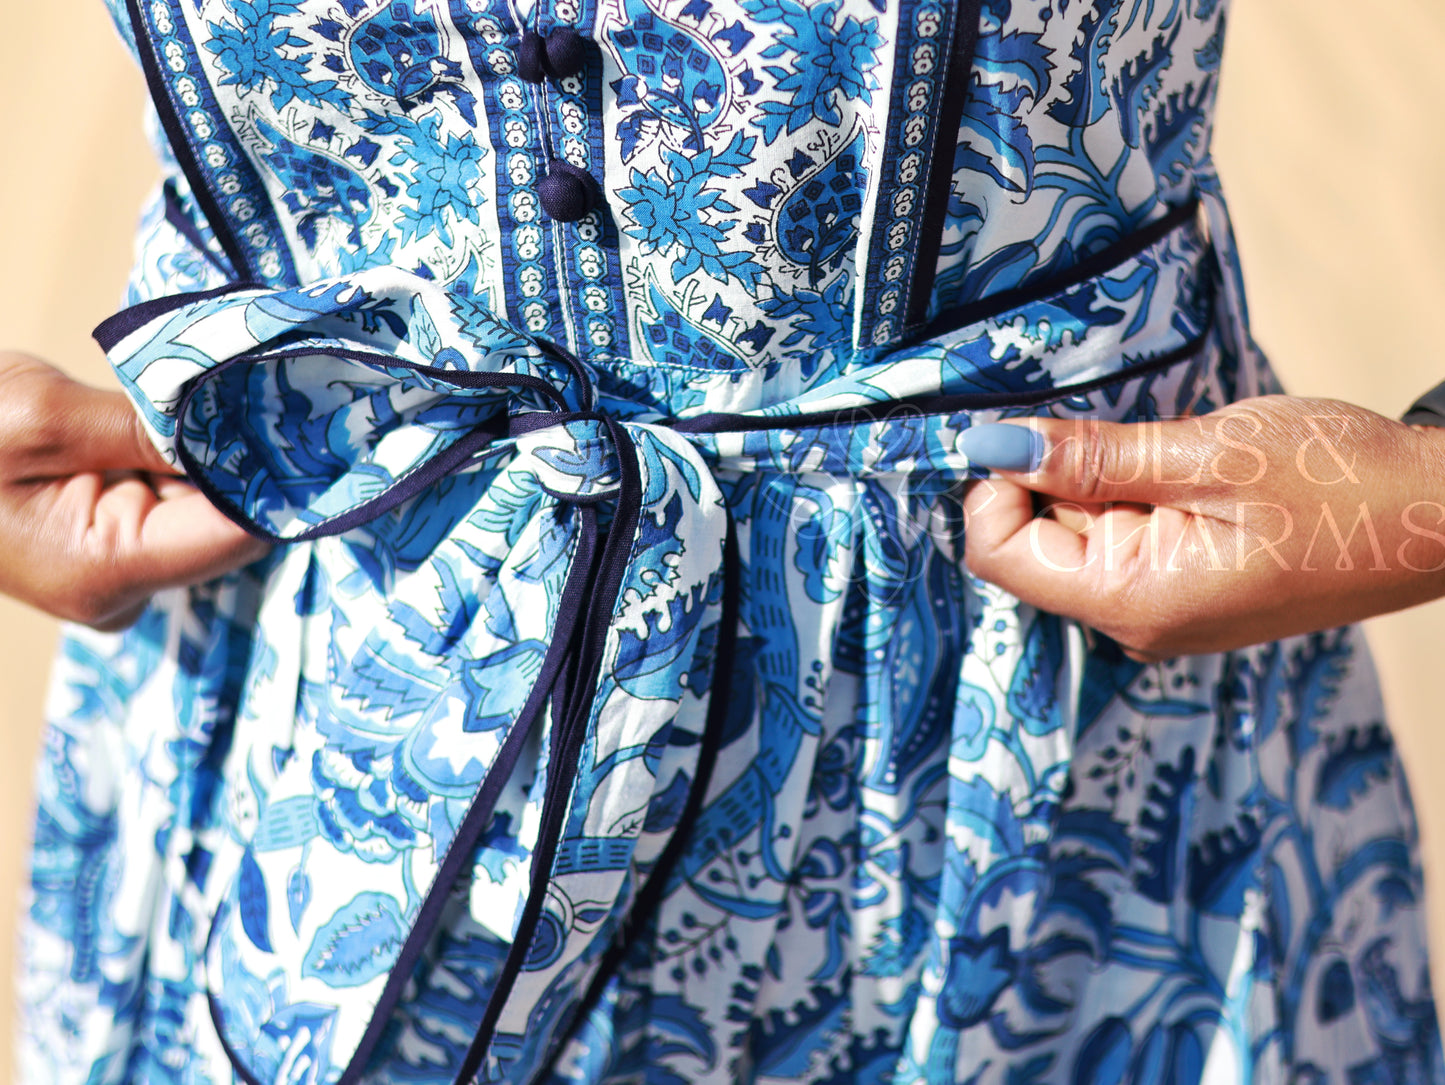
0,351,270,630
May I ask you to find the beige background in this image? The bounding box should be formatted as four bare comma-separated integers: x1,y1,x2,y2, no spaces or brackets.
1,0,1443,1074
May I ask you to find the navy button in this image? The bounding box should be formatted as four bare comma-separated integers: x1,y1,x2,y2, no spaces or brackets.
544,26,587,79
538,160,600,222
517,29,545,83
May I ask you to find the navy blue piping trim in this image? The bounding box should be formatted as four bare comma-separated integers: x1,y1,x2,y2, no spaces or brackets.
451,419,645,1085
339,504,602,1085
672,325,1213,435
206,503,602,1085
903,0,985,330
163,180,234,279
277,424,508,542
916,196,1201,342
535,339,596,412
235,346,575,410
533,519,740,1082
93,282,260,353
122,0,255,280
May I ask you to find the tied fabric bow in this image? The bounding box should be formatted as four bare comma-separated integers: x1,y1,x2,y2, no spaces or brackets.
101,277,744,1084
93,200,1214,1085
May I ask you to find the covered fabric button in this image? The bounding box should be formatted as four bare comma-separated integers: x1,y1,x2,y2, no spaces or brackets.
517,29,546,83
544,26,587,79
538,159,600,222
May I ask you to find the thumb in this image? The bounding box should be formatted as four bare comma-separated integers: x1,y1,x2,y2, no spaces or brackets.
9,378,176,480
69,385,176,475
958,416,1223,508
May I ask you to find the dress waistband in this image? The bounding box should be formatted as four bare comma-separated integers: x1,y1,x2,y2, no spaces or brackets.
94,200,1214,1085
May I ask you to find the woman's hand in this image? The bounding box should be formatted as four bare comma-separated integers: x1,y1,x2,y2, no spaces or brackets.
960,395,1445,660
0,351,269,630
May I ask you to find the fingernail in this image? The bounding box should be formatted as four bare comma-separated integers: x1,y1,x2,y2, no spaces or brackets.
958,423,1044,472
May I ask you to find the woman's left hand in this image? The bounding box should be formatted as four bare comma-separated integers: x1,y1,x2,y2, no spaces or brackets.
959,395,1445,660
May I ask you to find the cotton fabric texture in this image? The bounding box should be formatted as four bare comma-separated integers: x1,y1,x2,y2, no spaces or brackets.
19,0,1444,1082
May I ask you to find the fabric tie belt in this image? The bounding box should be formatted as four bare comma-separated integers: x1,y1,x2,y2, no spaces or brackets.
95,200,1214,1085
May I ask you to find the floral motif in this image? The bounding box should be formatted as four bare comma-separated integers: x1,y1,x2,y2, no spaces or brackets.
206,0,349,109
618,130,760,286
741,0,884,142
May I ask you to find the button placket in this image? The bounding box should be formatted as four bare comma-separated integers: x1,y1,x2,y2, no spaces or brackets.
512,5,602,224
502,0,625,356
538,158,600,222
543,26,586,78
517,28,547,82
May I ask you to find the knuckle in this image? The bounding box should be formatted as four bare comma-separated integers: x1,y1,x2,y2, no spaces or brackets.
1095,571,1168,655
63,542,137,627
1069,427,1118,502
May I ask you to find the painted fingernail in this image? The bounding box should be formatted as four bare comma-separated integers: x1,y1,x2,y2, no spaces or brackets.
958,423,1044,472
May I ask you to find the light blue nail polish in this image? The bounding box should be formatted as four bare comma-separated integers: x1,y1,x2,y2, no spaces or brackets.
959,423,1044,472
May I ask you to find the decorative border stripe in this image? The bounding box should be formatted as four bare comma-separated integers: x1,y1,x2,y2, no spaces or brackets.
126,0,299,286
904,0,982,329
452,0,565,341
857,0,982,348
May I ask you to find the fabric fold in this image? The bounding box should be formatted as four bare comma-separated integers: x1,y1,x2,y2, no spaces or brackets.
94,207,1220,1084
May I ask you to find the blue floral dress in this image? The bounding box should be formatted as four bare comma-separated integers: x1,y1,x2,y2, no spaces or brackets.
20,0,1444,1082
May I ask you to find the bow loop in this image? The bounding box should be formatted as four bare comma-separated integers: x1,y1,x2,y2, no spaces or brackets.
97,266,605,542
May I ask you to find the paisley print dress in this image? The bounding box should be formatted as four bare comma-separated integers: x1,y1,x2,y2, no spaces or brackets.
19,0,1444,1082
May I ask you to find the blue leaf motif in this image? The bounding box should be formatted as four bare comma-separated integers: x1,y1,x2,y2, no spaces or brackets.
287,866,311,933
459,642,546,733
937,926,1015,1029
1122,1021,1208,1084
617,111,648,160
647,993,717,1066
1047,3,1118,129
1316,723,1393,810
302,891,405,987
955,100,1036,195
643,769,692,833
951,681,994,763
1007,614,1063,736
257,1002,339,1085
238,847,273,953
952,776,1025,859
1072,1016,1132,1085
1130,1023,1170,1085
1167,1024,1205,1082
794,502,850,604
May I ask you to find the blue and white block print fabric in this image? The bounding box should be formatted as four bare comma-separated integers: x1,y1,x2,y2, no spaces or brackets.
18,0,1444,1083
